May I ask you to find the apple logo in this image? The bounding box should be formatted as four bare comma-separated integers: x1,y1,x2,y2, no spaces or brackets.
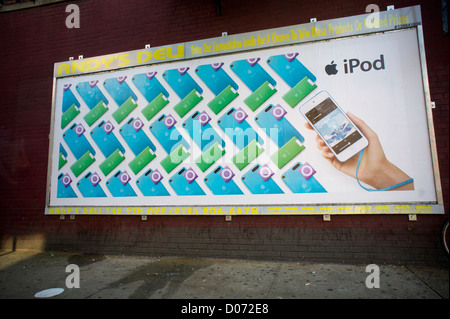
325,61,338,75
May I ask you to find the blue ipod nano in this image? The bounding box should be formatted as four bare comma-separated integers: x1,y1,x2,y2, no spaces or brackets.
149,114,190,154
57,173,78,198
136,169,171,196
281,162,327,193
63,123,96,160
241,164,284,194
182,111,225,152
195,63,239,96
266,53,316,87
230,59,276,92
254,104,305,145
106,170,137,197
162,68,203,100
60,144,68,158
103,77,138,107
217,107,264,150
119,117,156,156
132,72,169,103
76,81,109,110
77,172,107,197
168,167,206,196
62,85,80,113
90,121,125,158
204,166,244,195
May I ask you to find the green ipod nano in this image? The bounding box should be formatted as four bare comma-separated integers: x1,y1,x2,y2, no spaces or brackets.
270,137,305,169
232,139,264,170
59,152,67,169
112,97,138,124
174,89,203,118
207,85,239,115
84,100,109,127
195,142,225,172
70,150,95,177
282,76,317,108
128,146,156,174
141,93,169,121
244,81,277,112
161,144,190,173
99,148,125,176
61,103,80,129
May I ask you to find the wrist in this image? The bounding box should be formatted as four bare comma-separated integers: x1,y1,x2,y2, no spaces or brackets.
369,161,413,190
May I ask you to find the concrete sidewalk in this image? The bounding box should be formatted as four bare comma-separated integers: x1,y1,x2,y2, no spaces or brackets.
0,250,448,299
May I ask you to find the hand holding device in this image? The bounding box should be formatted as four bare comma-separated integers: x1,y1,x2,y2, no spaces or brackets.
304,111,414,191
299,91,369,162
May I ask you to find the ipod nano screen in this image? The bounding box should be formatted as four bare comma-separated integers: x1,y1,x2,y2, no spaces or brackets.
305,98,362,154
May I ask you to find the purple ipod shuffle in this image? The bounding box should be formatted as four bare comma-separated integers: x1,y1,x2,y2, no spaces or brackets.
145,72,157,79
211,62,224,71
61,173,72,187
177,67,189,75
299,162,316,180
116,76,127,84
284,52,299,62
103,121,114,134
89,172,101,186
270,104,287,120
198,111,211,126
163,114,177,129
232,107,248,124
74,123,85,137
150,169,163,185
132,117,144,132
119,171,131,186
246,57,260,66
258,164,274,181
63,84,71,91
88,80,98,88
183,168,198,184
220,166,235,183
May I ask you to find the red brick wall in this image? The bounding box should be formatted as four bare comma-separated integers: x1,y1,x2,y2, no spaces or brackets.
0,0,448,266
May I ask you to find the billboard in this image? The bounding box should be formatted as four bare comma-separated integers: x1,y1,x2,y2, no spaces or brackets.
46,6,444,215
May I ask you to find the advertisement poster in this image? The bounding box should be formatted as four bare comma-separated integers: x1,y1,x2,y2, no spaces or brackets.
46,7,442,215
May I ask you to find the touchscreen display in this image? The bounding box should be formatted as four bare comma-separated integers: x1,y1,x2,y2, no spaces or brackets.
305,98,362,154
